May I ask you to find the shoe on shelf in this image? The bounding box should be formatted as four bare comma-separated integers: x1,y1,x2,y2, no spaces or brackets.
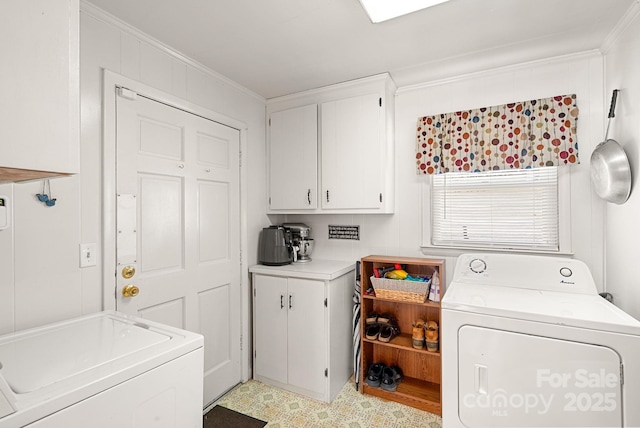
365,362,386,387
412,319,425,349
365,312,379,325
365,324,381,340
425,320,439,352
381,366,404,392
378,322,399,343
376,313,393,324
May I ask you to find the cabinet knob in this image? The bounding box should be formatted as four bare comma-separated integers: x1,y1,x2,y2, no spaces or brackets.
307,189,311,205
326,190,330,203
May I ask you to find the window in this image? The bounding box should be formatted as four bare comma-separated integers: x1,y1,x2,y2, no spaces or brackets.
429,167,560,251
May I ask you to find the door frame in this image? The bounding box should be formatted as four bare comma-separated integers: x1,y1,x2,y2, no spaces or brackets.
102,70,251,383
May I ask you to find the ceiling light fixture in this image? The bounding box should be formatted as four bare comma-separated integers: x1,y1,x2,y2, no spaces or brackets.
358,0,451,23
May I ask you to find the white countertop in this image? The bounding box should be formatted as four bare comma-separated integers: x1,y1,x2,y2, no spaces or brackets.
249,259,355,281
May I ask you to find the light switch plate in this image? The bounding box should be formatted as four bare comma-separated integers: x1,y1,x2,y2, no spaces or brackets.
80,243,97,267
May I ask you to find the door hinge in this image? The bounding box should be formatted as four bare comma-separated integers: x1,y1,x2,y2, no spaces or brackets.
620,363,624,385
255,349,257,359
240,333,243,351
269,196,271,206
325,368,328,377
324,298,327,307
269,117,271,126
379,97,382,107
117,87,137,100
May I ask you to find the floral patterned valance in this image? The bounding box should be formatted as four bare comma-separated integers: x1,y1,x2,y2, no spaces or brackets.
416,94,579,174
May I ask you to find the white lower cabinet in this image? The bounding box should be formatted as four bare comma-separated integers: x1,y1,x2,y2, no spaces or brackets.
250,261,354,402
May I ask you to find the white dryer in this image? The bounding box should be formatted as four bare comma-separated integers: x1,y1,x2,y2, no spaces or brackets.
0,311,203,428
442,253,640,428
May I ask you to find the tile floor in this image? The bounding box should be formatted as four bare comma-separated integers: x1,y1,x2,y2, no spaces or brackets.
210,377,442,428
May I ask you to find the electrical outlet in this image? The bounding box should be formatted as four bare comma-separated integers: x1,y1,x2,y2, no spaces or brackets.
80,243,97,268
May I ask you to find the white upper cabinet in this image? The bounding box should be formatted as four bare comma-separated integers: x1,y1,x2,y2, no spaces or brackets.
266,73,396,214
321,93,382,210
0,0,79,182
269,104,318,210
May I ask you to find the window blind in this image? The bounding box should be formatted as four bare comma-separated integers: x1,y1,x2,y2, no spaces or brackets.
431,167,558,251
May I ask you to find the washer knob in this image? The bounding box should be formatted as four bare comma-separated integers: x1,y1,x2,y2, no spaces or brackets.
469,258,487,274
559,267,573,277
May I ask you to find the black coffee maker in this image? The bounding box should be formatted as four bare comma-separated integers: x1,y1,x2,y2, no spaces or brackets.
258,225,294,265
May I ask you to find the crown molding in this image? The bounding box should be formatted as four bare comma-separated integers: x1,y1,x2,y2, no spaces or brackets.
79,0,265,103
396,50,601,94
600,0,640,54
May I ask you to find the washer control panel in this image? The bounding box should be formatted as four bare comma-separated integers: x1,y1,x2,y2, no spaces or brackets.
453,253,597,294
469,258,487,274
559,267,572,277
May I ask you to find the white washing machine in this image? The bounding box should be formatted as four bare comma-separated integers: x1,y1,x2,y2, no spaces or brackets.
442,253,640,428
0,311,203,428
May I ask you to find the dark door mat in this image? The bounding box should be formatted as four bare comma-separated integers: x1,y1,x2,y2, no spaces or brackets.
203,405,267,428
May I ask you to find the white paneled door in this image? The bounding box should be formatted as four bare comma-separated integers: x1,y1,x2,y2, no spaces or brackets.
115,89,241,406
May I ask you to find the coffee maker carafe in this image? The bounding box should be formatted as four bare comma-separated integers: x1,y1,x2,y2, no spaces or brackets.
283,223,313,262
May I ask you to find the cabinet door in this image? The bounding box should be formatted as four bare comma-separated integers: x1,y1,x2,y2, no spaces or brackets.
253,275,289,384
0,0,79,175
269,104,318,210
321,93,382,209
287,278,326,395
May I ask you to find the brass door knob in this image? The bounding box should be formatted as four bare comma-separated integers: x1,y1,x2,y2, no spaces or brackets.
122,285,140,298
122,266,136,279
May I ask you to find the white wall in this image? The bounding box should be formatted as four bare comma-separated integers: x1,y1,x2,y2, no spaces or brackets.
2,1,636,340
79,4,269,380
287,52,606,287
603,5,640,319
0,160,82,336
0,4,270,339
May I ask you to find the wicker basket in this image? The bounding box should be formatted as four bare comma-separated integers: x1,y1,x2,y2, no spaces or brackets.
370,276,431,303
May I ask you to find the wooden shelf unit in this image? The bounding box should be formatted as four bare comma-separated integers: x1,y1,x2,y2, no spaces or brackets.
359,255,445,415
